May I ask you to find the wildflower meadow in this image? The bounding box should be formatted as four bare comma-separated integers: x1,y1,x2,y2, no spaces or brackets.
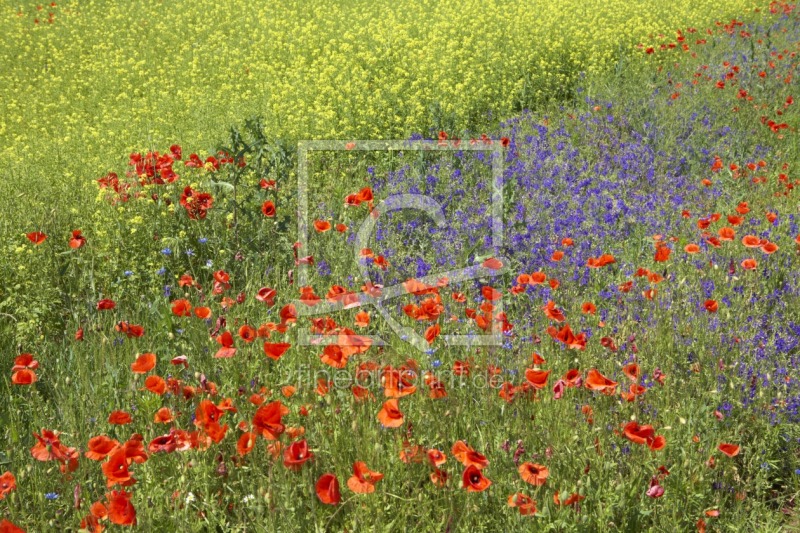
2,0,800,531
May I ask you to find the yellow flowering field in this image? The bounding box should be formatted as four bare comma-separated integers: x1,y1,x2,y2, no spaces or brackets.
1,0,756,199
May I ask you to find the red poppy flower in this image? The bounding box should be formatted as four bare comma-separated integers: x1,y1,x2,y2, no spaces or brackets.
213,331,236,358
108,411,133,425
357,187,373,203
143,375,166,395
623,421,654,445
543,300,565,322
451,441,489,469
548,324,587,350
508,493,537,515
263,342,291,361
261,201,276,217
237,432,256,456
585,369,618,394
562,368,583,387
115,322,144,338
193,306,211,319
347,461,384,494
519,462,549,485
623,422,666,450
426,449,447,467
741,235,762,247
462,465,491,492
398,441,424,464
30,429,78,469
179,187,213,219
654,245,671,262
586,254,616,268
153,408,174,424
430,467,449,487
283,439,314,471
26,232,47,245
704,300,718,313
84,435,119,461
316,473,341,505
581,302,596,314
313,220,332,233
377,399,404,428
524,272,544,286
130,353,156,374
96,299,116,310
555,492,586,507
353,311,370,328
761,242,778,254
0,472,17,500
623,363,640,382
524,368,550,389
741,258,758,270
351,384,373,402
69,230,86,249
178,274,195,288
233,325,255,343
382,367,417,398
106,490,136,526
424,324,441,344
320,345,348,369
684,243,700,253
0,519,25,533
279,303,297,325
482,257,503,269
481,286,502,301
11,368,37,385
718,443,740,457
718,227,735,241
170,299,192,317
102,448,135,488
252,401,286,440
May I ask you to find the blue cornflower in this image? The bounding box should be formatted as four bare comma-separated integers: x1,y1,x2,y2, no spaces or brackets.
45,492,59,500
124,270,133,277
156,267,166,275
161,247,172,256
198,237,208,244
317,260,331,277
185,249,194,257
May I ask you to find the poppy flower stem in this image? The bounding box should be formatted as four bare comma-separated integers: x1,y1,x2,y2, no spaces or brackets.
383,492,419,502
324,495,355,528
